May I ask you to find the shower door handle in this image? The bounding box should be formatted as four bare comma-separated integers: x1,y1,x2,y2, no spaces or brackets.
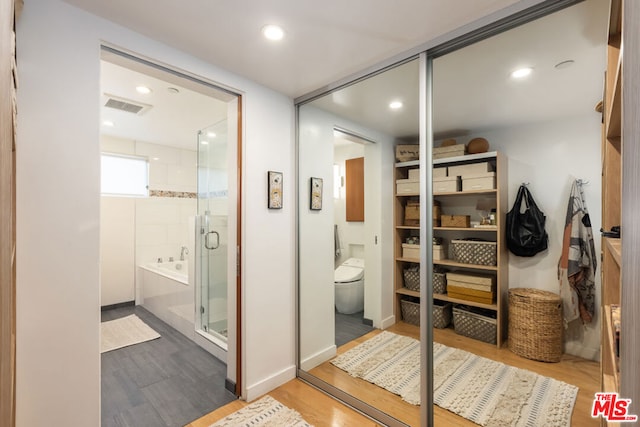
205,231,220,250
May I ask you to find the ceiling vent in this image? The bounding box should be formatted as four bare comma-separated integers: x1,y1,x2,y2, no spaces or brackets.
103,94,152,115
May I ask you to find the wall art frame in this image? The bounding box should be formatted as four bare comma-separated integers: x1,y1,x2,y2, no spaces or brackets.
267,171,283,209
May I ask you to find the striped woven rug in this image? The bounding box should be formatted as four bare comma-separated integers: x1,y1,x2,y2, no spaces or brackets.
209,395,312,427
331,331,578,426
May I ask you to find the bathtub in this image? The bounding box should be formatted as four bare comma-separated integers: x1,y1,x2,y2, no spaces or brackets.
138,260,193,341
140,260,189,285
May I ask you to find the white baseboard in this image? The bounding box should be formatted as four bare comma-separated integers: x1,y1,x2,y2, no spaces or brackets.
300,345,337,371
245,365,297,402
380,314,396,330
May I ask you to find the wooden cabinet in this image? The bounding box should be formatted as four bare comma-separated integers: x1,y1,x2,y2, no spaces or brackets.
600,0,623,407
393,151,508,348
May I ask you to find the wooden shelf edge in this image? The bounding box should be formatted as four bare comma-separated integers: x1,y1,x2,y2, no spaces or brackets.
433,151,498,165
606,53,622,139
604,304,620,390
395,160,419,168
434,293,497,310
396,257,419,263
396,225,420,230
434,189,497,197
396,288,420,298
435,226,497,232
605,238,622,267
433,259,498,271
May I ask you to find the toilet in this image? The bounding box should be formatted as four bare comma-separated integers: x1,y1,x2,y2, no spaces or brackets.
334,258,365,314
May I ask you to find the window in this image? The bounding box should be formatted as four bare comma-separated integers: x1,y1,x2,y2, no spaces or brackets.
101,153,149,196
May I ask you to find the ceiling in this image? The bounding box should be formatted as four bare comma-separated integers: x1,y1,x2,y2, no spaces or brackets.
94,0,608,148
66,0,530,99
309,0,608,139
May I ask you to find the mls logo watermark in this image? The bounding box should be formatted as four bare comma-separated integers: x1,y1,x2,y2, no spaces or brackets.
592,392,638,422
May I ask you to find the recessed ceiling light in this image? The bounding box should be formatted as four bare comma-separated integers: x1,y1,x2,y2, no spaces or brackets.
555,60,575,70
200,140,209,145
152,157,160,161
136,85,152,94
102,120,114,127
262,24,285,41
207,132,217,138
389,101,403,110
510,67,533,79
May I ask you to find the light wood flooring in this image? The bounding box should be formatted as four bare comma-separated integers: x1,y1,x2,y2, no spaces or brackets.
189,322,600,427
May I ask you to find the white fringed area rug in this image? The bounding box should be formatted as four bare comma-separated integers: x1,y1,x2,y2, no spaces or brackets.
100,314,161,353
331,331,578,427
209,396,313,427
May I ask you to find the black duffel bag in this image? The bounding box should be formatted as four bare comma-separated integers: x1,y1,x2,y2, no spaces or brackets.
505,185,548,257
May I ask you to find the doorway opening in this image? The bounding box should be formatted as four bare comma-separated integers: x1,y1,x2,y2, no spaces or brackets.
98,46,243,424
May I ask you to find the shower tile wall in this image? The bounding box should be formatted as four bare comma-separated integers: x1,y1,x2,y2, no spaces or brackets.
100,135,197,308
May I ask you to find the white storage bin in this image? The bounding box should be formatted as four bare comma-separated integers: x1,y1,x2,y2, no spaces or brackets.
433,176,460,193
433,244,446,260
396,179,419,194
448,162,494,177
462,172,496,191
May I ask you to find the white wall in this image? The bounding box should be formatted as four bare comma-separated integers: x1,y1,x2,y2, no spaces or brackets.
298,105,395,369
16,2,295,426
100,136,198,307
479,114,602,360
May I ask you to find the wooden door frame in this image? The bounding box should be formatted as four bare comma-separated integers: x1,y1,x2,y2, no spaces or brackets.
99,46,244,396
1,1,19,426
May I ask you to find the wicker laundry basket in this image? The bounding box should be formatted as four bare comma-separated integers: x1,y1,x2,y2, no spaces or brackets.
508,288,563,362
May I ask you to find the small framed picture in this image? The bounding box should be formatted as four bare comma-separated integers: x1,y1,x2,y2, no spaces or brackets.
310,177,323,210
267,171,283,209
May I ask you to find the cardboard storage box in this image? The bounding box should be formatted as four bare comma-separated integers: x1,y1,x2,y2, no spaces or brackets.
433,143,466,159
402,243,420,259
462,172,496,191
396,145,419,162
404,200,420,226
408,168,420,180
447,286,494,304
396,179,419,194
433,176,460,193
433,244,446,260
440,214,471,228
446,272,495,291
433,166,447,178
448,161,494,177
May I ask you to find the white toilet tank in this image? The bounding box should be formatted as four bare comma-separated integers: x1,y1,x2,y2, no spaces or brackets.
334,258,365,314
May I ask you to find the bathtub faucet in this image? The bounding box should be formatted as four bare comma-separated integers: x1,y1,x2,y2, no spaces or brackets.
180,246,189,261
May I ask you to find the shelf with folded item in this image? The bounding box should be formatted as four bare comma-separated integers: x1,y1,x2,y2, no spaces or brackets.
433,259,498,271
433,293,497,311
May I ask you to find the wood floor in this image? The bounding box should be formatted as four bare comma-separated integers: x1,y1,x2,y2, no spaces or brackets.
189,322,600,427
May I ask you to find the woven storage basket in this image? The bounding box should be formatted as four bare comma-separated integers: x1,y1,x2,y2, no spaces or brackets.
453,306,497,344
433,301,452,329
509,288,562,362
433,272,446,294
452,239,497,266
403,267,420,291
401,299,420,326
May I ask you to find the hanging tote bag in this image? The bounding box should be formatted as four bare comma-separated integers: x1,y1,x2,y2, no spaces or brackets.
505,185,548,257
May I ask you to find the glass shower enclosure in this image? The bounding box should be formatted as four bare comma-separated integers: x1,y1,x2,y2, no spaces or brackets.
196,119,229,347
